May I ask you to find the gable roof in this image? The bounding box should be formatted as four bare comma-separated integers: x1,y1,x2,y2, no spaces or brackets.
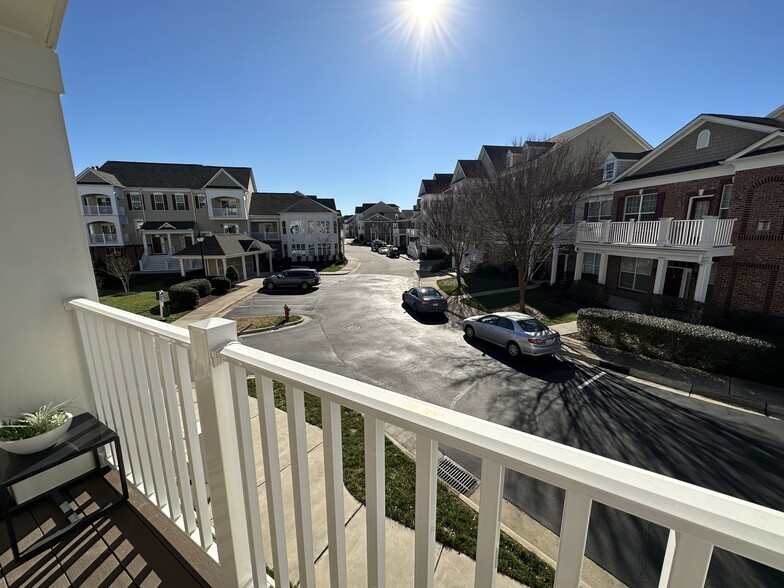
172,234,272,258
479,145,526,172
454,160,487,181
250,192,337,215
140,221,196,231
355,202,400,217
97,161,253,190
76,168,123,186
705,114,784,130
610,151,649,160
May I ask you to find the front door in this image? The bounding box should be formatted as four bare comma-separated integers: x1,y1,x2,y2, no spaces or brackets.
689,197,713,220
184,236,193,248
662,266,691,298
152,236,163,254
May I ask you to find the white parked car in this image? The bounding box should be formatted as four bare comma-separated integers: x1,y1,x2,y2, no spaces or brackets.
462,312,561,358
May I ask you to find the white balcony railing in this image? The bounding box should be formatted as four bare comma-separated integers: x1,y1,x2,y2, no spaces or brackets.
576,218,736,250
83,204,114,215
66,298,784,588
250,231,280,241
89,233,118,244
211,207,240,217
406,228,419,237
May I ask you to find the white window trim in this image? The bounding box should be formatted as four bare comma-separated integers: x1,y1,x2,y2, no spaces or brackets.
624,192,658,222
174,193,186,211
603,160,616,181
619,257,653,292
153,192,166,211
696,129,711,149
719,183,732,218
129,192,142,210
582,252,601,275
195,193,207,209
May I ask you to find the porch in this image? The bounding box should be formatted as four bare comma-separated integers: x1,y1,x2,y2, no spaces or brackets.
575,217,736,250
54,298,784,587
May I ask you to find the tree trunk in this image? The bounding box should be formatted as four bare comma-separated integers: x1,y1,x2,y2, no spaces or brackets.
516,263,528,312
455,253,463,294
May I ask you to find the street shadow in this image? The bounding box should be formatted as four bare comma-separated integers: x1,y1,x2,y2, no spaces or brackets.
256,287,320,295
400,303,449,324
461,334,575,383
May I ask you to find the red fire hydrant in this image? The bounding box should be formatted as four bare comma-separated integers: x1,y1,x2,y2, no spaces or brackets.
283,304,290,321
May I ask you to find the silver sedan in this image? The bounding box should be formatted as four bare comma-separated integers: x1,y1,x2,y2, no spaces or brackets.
462,311,561,358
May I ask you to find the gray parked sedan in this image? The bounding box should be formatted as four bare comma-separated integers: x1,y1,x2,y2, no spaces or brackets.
462,312,561,358
402,287,448,314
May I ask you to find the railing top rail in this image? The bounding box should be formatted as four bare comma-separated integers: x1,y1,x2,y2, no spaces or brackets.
218,340,784,571
66,297,190,345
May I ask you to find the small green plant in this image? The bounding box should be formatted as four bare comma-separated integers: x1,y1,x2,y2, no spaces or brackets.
0,401,71,441
225,266,240,285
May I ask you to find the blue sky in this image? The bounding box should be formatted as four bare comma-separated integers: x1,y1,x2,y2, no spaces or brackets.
59,1,784,215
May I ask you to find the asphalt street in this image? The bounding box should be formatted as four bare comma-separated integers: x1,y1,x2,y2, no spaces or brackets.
226,244,784,588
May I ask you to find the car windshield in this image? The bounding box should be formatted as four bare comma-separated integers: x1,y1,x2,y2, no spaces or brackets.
516,318,548,333
419,288,441,298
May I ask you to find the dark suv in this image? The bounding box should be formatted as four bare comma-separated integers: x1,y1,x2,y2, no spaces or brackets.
386,247,400,258
263,269,321,290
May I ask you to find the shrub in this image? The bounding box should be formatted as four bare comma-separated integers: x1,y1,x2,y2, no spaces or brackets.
577,308,778,384
210,276,231,295
177,278,212,298
168,283,200,310
571,279,609,306
640,294,705,323
225,266,240,285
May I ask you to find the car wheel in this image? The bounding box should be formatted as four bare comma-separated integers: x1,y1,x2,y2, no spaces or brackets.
507,342,521,358
265,282,275,290
464,325,475,338
300,282,311,290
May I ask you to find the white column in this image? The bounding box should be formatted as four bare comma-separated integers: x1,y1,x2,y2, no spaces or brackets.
178,259,185,277
189,319,253,587
657,218,673,247
693,259,713,302
653,259,668,295
600,220,612,244
698,216,719,249
574,251,585,281
550,244,559,285
268,252,273,273
598,253,609,285
626,219,635,245
241,257,248,281
221,258,227,276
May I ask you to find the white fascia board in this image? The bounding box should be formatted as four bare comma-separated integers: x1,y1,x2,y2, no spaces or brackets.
202,168,244,190
611,165,735,191
575,243,736,262
723,131,784,161
701,115,782,134
726,151,784,172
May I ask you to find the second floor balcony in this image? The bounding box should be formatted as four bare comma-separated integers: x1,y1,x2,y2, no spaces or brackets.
88,232,129,245
406,228,420,237
82,204,114,215
250,231,280,241
576,217,736,251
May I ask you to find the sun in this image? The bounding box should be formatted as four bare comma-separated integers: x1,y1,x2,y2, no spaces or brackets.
408,0,441,27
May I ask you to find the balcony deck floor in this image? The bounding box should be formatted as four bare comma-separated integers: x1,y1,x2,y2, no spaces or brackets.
0,470,220,588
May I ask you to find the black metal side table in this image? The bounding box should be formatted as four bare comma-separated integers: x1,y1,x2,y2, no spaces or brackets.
0,412,128,561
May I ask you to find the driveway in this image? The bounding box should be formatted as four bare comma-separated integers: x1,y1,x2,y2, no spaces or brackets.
225,244,784,588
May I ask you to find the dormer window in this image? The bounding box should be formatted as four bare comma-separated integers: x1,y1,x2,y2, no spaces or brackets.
603,160,616,181
696,129,710,149
506,151,513,168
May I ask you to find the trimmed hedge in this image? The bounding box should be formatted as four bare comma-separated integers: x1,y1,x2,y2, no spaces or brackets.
577,308,778,384
168,283,200,310
210,276,231,295
225,266,240,285
177,278,212,298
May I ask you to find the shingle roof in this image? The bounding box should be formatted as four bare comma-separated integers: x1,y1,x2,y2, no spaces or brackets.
706,114,784,130
250,192,337,215
481,145,526,171
456,160,487,179
77,168,123,186
98,161,253,189
140,221,196,230
611,151,650,160
172,234,272,258
624,161,722,181
432,173,452,192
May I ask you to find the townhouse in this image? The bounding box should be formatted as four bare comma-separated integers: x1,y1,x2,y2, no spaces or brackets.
352,202,401,244
574,105,784,319
248,192,342,263
76,161,256,272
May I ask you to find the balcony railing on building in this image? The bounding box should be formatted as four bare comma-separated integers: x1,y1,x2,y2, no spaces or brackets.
406,228,420,237
211,207,240,218
89,233,128,244
576,217,735,249
250,231,280,241
65,298,784,588
83,204,114,215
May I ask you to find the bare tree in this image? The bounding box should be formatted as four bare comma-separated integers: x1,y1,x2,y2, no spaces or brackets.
100,254,135,294
420,188,478,294
474,139,604,312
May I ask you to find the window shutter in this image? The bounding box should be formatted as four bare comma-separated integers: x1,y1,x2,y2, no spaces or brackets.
164,194,169,211
655,192,665,218
150,194,155,209
185,194,190,210
127,194,132,209
615,196,626,221
583,203,589,221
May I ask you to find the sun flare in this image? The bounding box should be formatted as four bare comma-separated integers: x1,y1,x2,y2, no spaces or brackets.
408,0,441,27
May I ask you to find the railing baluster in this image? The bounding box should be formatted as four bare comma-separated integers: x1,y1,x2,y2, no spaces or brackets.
115,325,155,498
474,459,505,588
74,312,111,459
322,398,347,588
365,415,386,588
286,384,316,587
231,367,267,588
255,374,289,588
554,491,593,588
414,434,438,588
172,343,212,549
658,530,713,588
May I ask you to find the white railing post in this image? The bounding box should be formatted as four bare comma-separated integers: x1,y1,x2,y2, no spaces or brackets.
415,434,438,588
474,460,505,588
554,491,593,588
575,221,586,243
698,216,719,249
189,318,253,587
574,251,584,281
626,219,635,245
658,530,714,588
600,220,611,244
657,218,672,246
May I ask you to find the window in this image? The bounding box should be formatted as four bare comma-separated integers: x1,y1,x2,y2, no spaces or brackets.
307,221,315,234
223,224,238,234
619,257,653,292
174,193,187,211
129,192,142,210
719,184,732,219
587,200,612,222
283,244,288,256
624,193,657,222
152,193,166,210
308,243,316,259
195,193,207,209
757,220,771,232
289,220,304,234
506,151,513,168
603,161,616,181
282,221,286,234
135,220,144,236
333,220,338,234
582,252,601,276
696,129,711,149
316,220,329,234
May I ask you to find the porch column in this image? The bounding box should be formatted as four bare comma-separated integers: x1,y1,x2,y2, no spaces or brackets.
268,252,273,273
653,258,668,295
241,257,248,281
657,218,673,247
178,259,185,277
221,258,227,276
693,259,714,303
574,251,585,281
597,253,609,285
600,220,612,244
549,244,559,285
698,216,719,249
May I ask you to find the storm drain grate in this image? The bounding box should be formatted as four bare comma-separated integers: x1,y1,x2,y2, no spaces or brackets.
303,306,316,312
437,456,479,496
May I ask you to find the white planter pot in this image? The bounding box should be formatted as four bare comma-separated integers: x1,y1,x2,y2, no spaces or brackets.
0,412,73,455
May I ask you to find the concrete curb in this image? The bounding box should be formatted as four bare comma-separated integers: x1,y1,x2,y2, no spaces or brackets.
237,316,311,336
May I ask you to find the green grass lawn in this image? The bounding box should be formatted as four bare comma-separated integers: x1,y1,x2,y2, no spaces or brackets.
247,379,555,588
319,260,348,273
437,275,517,296
234,315,302,333
99,276,192,322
